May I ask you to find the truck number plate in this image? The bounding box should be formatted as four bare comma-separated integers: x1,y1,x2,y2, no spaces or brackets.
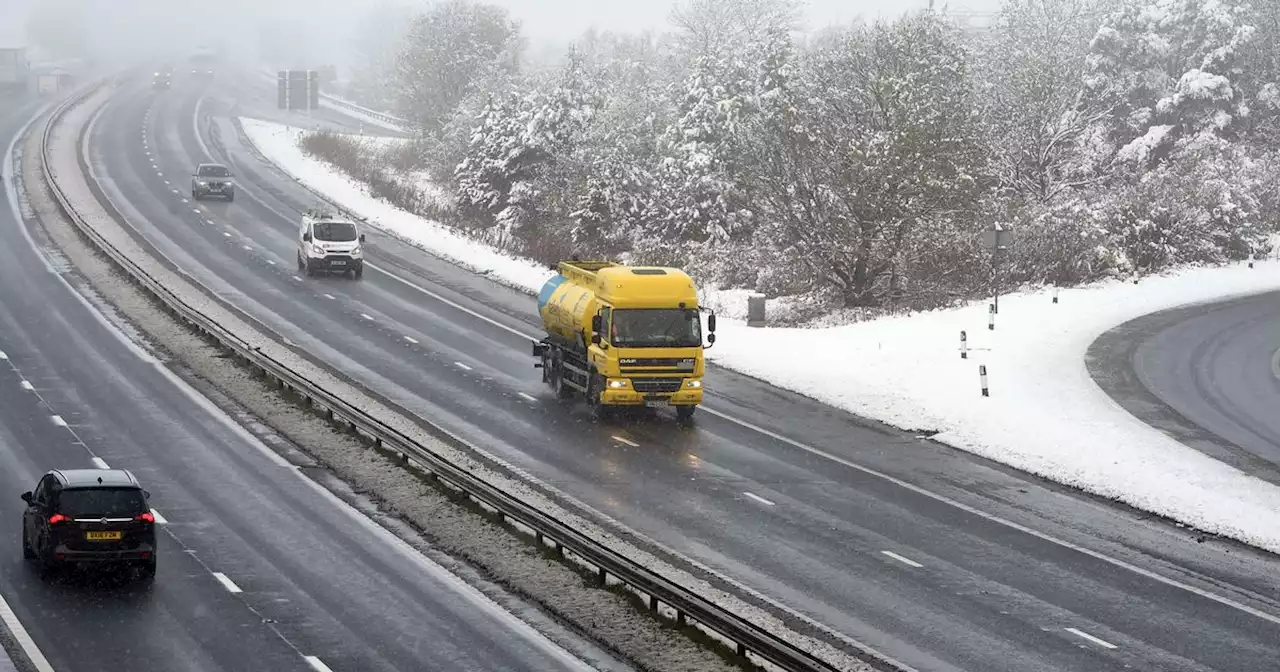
644,399,670,408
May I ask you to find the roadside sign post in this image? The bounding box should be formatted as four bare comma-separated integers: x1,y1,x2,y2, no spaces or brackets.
983,223,1014,315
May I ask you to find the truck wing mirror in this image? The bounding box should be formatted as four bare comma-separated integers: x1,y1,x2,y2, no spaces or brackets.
708,313,717,332
302,232,312,242
707,333,716,346
591,315,602,333
359,233,366,242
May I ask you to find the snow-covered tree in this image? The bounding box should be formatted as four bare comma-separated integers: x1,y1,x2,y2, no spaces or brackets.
669,0,801,68
393,0,523,136
349,1,418,110
756,13,989,307
978,0,1109,202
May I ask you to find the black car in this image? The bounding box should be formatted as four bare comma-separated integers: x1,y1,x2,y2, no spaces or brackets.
192,162,235,201
21,469,157,578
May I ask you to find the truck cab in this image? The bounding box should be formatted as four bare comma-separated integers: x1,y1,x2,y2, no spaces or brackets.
297,210,366,278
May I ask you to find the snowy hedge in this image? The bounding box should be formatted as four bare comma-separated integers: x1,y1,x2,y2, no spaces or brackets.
315,0,1280,323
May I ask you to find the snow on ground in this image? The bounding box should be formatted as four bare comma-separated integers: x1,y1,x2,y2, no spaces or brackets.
240,117,555,293
240,117,1280,554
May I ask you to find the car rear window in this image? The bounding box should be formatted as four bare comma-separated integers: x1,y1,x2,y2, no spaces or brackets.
58,488,147,518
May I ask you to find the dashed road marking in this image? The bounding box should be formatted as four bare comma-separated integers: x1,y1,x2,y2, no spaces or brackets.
403,335,418,344
518,392,537,402
242,245,252,251
192,208,200,213
881,550,923,568
163,180,169,185
51,415,67,427
744,492,775,506
360,313,374,321
267,259,276,265
181,197,189,203
454,362,472,371
91,457,109,470
0,350,7,359
20,380,33,391
322,293,336,300
304,657,334,672
222,232,231,237
611,435,639,447
150,508,168,525
212,572,243,594
1065,627,1118,649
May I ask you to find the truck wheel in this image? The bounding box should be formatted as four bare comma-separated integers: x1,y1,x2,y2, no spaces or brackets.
551,357,573,399
677,406,696,423
588,373,611,420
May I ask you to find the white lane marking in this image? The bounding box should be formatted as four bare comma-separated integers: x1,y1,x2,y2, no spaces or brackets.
0,591,55,672
697,406,1280,628
360,313,374,321
212,572,243,594
267,259,276,265
20,380,33,391
292,276,303,282
192,208,200,213
403,335,418,344
0,350,6,359
50,415,67,427
1065,627,1118,649
611,435,638,447
304,656,334,672
454,361,473,371
322,293,336,300
222,232,231,237
242,245,252,251
91,457,110,470
881,550,923,568
150,508,168,524
181,197,188,203
743,492,775,506
518,392,537,402
163,179,170,185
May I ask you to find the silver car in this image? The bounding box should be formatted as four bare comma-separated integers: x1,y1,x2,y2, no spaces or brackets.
191,163,235,201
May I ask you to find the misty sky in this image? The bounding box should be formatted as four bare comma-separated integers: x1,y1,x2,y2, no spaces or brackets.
1,0,1002,66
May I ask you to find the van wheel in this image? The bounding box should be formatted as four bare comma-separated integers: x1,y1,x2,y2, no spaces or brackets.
353,267,363,280
296,253,304,271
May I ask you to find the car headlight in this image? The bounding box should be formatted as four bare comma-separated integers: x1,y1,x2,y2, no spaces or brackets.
197,180,207,185
608,379,629,389
350,246,361,257
686,380,702,389
310,244,325,256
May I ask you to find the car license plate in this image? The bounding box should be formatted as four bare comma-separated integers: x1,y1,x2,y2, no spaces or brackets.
85,531,122,541
331,260,346,265
644,399,670,408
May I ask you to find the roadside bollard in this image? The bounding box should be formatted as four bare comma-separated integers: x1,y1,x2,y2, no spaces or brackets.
1052,287,1059,304
979,365,989,397
960,330,968,359
988,304,995,331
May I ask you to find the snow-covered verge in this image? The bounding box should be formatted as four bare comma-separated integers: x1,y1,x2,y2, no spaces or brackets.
240,117,554,294
241,116,1280,554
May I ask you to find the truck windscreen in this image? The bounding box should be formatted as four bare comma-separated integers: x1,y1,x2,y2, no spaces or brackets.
611,309,701,348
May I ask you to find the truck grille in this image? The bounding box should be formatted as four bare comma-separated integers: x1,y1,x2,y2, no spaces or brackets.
619,358,696,374
632,378,683,394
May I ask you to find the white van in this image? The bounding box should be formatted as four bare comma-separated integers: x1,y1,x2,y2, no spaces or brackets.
297,210,365,279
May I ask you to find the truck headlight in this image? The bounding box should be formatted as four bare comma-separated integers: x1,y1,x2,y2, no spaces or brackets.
608,379,629,389
686,380,702,389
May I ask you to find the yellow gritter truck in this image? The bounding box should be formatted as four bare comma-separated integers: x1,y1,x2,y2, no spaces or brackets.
533,260,717,421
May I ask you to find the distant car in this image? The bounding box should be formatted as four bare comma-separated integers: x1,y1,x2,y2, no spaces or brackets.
152,71,171,90
191,163,235,201
21,468,157,579
297,210,365,278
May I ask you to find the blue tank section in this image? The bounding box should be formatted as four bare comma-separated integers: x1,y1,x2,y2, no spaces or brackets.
537,274,567,312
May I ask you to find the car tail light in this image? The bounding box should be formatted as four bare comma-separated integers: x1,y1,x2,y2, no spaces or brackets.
48,513,68,524
136,512,155,524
